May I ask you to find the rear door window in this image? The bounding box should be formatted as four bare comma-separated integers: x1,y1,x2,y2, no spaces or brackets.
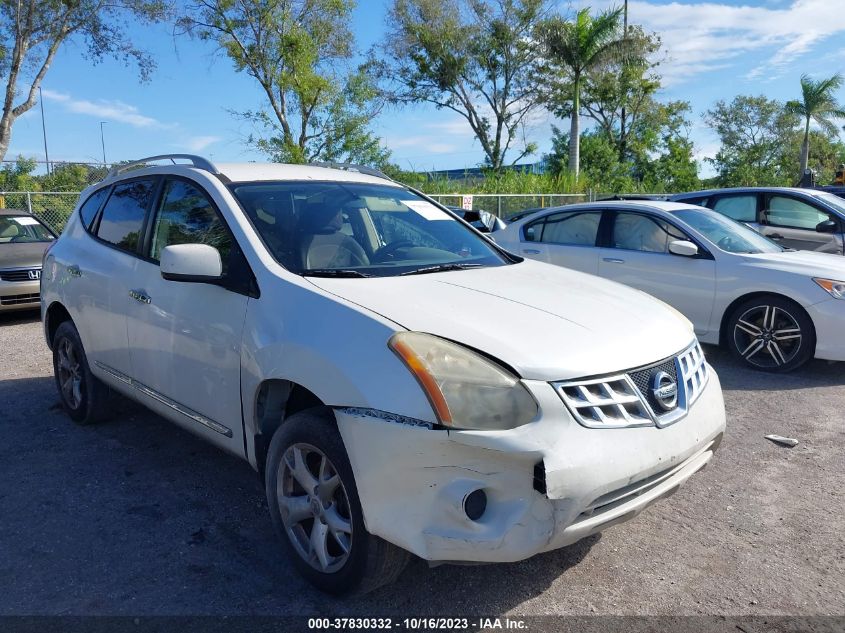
529,211,601,246
97,179,156,253
712,195,757,222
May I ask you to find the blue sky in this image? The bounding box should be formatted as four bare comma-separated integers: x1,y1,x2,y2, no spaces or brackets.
7,0,845,176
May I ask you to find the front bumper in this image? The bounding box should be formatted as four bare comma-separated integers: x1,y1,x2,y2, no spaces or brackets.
808,298,845,361
0,278,40,312
336,368,725,563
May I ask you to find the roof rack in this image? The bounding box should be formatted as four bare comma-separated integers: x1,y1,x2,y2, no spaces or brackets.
309,161,392,181
106,154,219,180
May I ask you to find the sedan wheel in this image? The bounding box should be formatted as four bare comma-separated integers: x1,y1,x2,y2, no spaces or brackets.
728,297,814,372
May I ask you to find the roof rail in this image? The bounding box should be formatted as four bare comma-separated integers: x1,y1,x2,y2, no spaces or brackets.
106,154,219,179
309,161,392,181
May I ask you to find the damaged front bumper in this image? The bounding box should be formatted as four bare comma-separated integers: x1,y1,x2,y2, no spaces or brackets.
336,367,726,563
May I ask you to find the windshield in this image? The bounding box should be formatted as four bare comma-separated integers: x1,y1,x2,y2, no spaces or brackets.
810,191,845,215
674,208,783,254
229,181,509,277
0,215,54,243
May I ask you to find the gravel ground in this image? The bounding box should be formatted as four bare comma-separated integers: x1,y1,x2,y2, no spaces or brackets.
0,308,843,617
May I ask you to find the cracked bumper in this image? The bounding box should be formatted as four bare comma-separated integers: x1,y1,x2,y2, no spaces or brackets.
336,367,726,563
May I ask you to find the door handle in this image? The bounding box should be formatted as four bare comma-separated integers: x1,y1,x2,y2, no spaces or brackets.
603,257,625,263
129,289,151,305
67,265,82,278
522,248,541,254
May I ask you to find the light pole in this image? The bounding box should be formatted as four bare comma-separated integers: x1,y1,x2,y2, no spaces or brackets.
39,87,50,175
100,121,108,166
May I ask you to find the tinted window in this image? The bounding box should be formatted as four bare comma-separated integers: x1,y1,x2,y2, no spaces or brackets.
534,212,601,246
765,196,831,230
150,180,232,272
78,188,109,230
712,195,757,222
612,212,687,253
680,196,709,207
97,180,155,252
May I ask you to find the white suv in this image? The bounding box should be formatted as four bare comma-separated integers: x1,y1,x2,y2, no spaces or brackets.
41,155,726,594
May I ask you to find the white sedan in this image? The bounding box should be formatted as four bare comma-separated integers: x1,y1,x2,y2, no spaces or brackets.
495,200,845,372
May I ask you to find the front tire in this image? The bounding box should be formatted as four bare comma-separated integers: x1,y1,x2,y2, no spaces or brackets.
726,295,814,372
265,408,409,595
51,320,113,424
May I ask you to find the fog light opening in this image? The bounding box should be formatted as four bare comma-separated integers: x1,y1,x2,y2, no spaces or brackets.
463,489,487,521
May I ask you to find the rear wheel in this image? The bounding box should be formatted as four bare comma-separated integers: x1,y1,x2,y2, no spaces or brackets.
265,408,409,594
51,320,113,424
727,296,814,372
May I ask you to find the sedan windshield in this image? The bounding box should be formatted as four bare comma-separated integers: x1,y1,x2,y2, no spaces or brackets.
230,181,510,277
674,208,783,254
0,215,54,243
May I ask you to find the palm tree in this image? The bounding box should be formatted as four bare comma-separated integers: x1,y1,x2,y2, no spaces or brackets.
786,73,845,180
537,7,628,178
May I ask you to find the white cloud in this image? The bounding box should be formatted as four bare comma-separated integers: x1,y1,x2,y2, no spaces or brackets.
41,88,168,128
182,135,222,152
583,0,845,85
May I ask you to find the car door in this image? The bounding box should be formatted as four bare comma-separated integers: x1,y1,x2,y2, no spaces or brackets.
760,193,842,254
518,210,602,274
126,177,251,454
598,211,716,336
76,178,157,378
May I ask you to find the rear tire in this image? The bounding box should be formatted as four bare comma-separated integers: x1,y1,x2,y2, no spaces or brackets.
265,407,409,595
51,320,113,424
726,295,814,372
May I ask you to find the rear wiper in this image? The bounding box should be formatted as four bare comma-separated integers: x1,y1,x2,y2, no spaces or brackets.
303,269,371,278
400,263,482,276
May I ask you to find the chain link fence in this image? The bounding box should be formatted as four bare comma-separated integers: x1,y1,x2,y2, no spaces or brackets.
426,193,592,219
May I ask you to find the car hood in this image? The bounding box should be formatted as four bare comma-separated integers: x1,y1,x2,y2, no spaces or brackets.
739,250,845,278
0,242,49,269
308,260,695,381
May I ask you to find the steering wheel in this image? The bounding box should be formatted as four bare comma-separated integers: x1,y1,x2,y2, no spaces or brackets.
372,239,414,262
717,236,736,250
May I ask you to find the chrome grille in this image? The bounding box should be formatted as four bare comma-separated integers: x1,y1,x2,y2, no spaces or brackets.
0,268,40,282
553,341,709,429
554,375,653,428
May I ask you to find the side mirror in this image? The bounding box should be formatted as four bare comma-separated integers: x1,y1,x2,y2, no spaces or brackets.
524,226,536,242
161,244,223,282
816,219,838,234
668,240,699,257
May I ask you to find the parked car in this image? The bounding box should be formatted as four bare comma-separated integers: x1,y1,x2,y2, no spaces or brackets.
42,155,726,594
495,200,845,372
0,209,56,313
670,187,845,255
445,205,507,232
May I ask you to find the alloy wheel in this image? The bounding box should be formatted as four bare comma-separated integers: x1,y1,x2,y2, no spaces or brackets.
733,304,802,369
57,337,83,409
277,443,353,573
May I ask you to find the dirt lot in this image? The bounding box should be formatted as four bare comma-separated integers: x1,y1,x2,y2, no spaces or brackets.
0,308,843,617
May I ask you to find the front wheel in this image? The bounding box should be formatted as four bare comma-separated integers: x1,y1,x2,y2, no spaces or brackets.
726,296,815,372
265,408,409,595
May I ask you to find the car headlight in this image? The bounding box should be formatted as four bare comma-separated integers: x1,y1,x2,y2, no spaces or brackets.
814,278,845,300
389,332,538,430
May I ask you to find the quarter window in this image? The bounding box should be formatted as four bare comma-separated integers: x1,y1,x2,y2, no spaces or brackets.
712,195,757,222
96,179,156,252
530,212,601,246
612,213,687,253
78,188,109,230
150,180,232,272
765,196,831,230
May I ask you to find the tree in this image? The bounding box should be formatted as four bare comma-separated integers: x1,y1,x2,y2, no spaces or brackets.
704,95,800,186
0,0,169,161
382,0,546,170
536,6,629,178
180,0,389,165
785,73,845,180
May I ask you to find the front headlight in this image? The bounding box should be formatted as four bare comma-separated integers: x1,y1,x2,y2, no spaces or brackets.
814,278,845,300
389,332,538,430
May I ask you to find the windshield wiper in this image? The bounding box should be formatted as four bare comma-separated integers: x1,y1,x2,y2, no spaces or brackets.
400,263,482,276
303,269,371,278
